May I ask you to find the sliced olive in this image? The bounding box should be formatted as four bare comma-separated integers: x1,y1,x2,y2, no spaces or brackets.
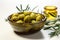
16,20,24,23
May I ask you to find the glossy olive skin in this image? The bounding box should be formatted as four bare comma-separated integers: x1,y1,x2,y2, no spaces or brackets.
8,11,46,33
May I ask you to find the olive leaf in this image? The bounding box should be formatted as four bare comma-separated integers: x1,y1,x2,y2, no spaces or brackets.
44,16,60,37
55,24,60,27
49,32,56,37
16,4,38,12
16,6,21,11
20,4,23,11
25,4,30,11
16,4,30,12
44,27,51,30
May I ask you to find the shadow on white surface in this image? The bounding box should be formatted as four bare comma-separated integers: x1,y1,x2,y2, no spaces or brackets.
14,31,44,39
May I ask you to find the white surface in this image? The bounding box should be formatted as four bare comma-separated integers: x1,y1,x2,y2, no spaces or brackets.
0,0,60,40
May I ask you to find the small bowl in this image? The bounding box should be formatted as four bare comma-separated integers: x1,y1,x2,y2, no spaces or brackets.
8,12,46,34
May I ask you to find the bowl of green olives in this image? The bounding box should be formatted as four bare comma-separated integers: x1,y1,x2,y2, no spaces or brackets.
8,11,46,34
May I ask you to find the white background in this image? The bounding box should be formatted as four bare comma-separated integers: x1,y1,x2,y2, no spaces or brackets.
0,0,60,40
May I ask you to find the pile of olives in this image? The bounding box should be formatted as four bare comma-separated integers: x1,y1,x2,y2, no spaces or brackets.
10,11,44,24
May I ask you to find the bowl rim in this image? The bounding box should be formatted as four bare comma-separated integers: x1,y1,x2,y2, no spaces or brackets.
8,12,47,24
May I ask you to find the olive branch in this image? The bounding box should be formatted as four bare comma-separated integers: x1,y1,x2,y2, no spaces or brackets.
44,15,60,37
16,4,39,12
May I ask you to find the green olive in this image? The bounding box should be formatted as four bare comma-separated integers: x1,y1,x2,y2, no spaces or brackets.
12,13,18,16
31,20,38,23
30,12,36,19
18,14,25,19
16,20,24,23
24,11,31,15
36,13,41,17
11,16,18,21
36,15,42,21
24,15,31,22
36,14,44,19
